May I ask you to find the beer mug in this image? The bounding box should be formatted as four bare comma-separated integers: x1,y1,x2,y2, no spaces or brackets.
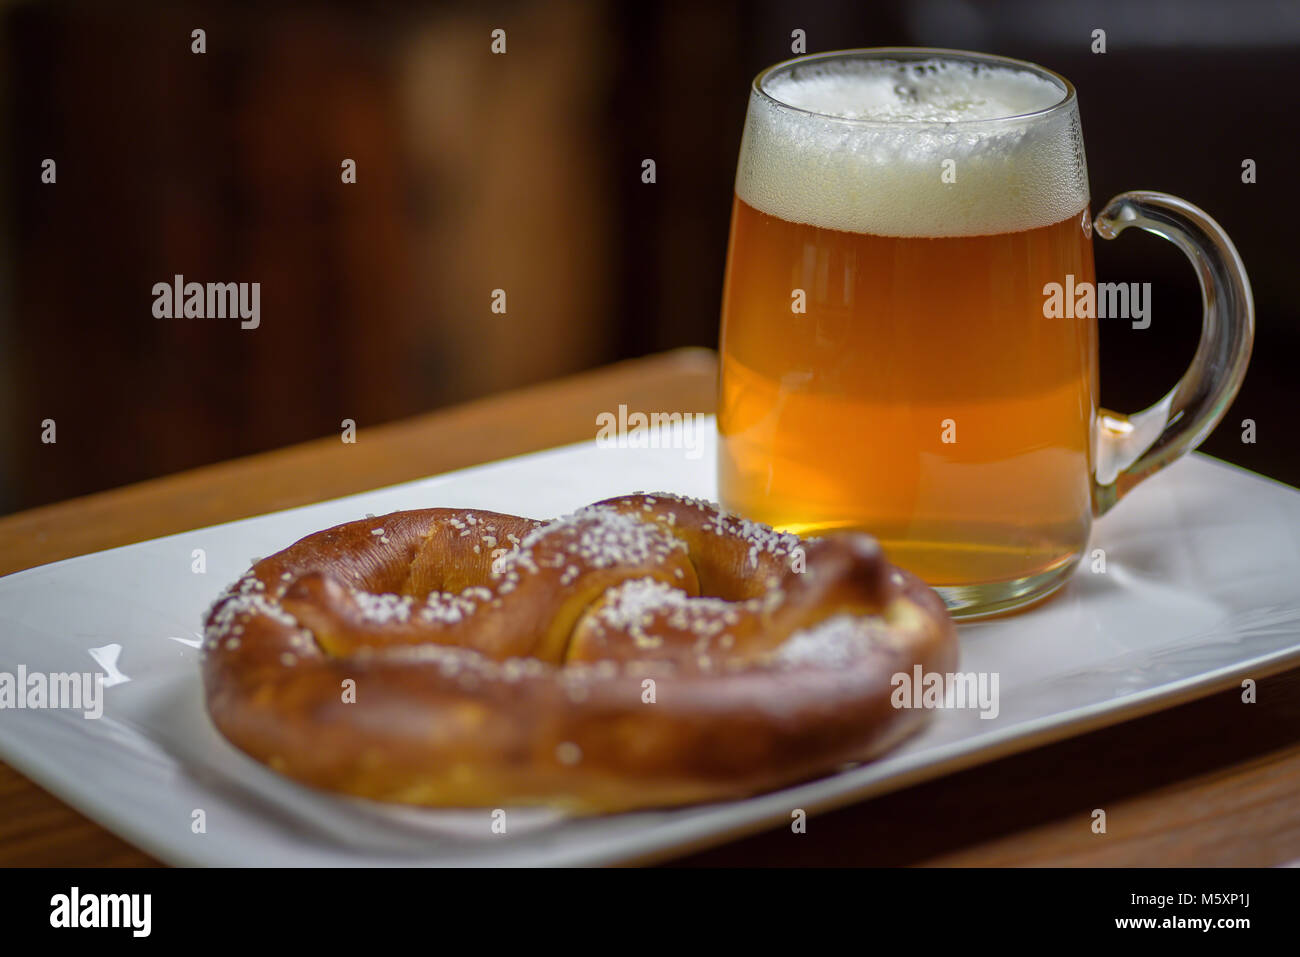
717,48,1253,618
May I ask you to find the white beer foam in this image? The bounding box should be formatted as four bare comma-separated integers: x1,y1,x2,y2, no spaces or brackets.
736,57,1090,237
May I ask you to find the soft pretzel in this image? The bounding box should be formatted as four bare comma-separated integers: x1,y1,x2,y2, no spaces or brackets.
201,493,956,813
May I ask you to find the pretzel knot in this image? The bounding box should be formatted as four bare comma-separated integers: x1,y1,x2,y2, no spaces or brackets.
201,492,956,812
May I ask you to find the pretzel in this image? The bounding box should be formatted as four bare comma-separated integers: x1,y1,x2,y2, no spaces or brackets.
201,493,956,813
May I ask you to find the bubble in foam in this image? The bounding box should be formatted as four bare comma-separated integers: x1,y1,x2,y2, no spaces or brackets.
737,56,1090,238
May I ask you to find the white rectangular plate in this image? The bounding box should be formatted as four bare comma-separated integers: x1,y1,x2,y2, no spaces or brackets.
1,420,1299,866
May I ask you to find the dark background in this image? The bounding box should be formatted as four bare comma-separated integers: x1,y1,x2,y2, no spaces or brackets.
2,0,1296,514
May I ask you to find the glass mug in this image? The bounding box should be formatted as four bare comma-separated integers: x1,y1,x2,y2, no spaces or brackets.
717,48,1253,618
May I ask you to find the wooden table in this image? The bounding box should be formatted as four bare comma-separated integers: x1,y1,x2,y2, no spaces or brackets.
2,348,1297,867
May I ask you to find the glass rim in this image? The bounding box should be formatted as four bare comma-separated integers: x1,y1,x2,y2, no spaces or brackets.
752,47,1078,127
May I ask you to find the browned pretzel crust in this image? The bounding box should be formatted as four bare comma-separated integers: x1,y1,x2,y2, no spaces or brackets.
201,493,956,813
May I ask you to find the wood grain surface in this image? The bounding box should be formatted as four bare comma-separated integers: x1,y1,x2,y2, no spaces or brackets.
1,348,1297,867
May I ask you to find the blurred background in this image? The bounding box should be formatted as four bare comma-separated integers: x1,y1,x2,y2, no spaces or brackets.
1,0,1297,514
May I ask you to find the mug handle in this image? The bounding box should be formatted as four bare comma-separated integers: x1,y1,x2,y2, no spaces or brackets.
1090,191,1255,516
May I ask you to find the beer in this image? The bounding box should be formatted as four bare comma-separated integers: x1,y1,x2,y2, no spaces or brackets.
718,53,1097,599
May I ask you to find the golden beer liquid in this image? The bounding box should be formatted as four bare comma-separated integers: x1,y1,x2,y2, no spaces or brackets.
718,196,1098,587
